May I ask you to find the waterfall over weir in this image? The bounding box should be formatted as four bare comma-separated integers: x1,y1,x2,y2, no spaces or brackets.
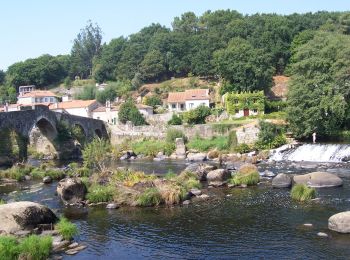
270,144,350,162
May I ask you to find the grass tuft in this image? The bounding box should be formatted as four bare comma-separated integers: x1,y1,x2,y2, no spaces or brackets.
87,185,115,203
56,217,78,240
291,184,316,202
230,164,260,186
18,235,52,260
136,188,162,207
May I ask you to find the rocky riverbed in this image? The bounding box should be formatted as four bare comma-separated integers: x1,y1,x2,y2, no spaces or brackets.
1,159,350,259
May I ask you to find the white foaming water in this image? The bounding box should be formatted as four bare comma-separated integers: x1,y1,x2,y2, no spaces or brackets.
270,144,350,162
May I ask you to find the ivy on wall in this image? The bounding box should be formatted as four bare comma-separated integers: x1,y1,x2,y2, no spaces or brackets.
225,91,265,115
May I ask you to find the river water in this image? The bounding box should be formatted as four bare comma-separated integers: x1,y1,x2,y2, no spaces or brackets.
1,160,350,259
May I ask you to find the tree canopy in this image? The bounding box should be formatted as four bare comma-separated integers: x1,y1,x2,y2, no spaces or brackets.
287,31,350,138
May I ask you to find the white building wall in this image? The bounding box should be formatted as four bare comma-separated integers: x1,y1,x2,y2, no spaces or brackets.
139,108,153,116
17,97,34,105
64,107,90,118
185,99,209,110
92,110,118,124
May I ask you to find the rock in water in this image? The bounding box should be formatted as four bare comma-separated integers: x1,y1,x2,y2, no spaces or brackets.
0,201,57,234
317,232,328,238
43,176,53,184
57,178,87,204
184,163,216,181
186,153,207,162
206,169,231,187
328,211,350,233
106,203,119,209
272,173,292,188
293,172,343,188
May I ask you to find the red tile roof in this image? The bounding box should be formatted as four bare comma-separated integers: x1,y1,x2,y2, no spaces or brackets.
167,89,209,103
21,90,58,98
50,100,98,109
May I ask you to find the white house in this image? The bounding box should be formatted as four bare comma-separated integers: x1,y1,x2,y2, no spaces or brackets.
17,90,59,105
92,101,118,124
50,100,100,118
167,89,210,112
91,102,153,124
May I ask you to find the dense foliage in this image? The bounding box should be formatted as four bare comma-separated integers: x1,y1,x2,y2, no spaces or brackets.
287,31,350,138
118,100,147,125
255,121,287,149
182,105,211,124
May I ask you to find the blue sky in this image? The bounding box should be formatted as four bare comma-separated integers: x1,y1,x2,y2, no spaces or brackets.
1,0,349,70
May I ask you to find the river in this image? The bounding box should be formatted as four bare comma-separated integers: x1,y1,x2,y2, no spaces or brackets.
1,159,350,259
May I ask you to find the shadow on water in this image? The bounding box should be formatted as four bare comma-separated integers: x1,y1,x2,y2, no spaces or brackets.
1,160,350,259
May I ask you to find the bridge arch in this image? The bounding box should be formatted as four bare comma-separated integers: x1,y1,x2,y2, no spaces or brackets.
94,129,103,139
28,117,58,158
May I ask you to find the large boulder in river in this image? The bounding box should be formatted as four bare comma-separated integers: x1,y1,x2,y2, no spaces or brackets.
293,172,343,188
184,163,216,181
186,153,207,162
207,169,231,187
272,173,292,188
0,201,57,234
57,177,87,204
328,211,350,233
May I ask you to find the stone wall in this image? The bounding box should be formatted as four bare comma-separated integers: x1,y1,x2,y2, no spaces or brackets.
109,123,259,145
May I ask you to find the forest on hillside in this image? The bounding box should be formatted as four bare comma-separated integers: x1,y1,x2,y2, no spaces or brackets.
1,10,350,138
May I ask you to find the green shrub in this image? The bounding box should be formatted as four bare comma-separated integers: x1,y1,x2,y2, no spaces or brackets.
234,143,252,154
255,121,287,150
82,138,111,173
136,188,162,207
143,95,162,108
187,136,228,152
132,139,175,157
291,184,316,202
0,236,19,260
56,217,78,240
264,100,287,113
166,128,186,143
167,114,183,125
0,199,5,205
18,235,52,260
182,105,211,125
87,185,115,203
118,99,147,125
227,130,238,150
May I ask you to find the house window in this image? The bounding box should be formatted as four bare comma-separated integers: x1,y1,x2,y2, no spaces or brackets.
189,103,194,108
253,109,258,113
180,104,185,110
253,99,257,103
235,109,239,114
172,104,176,109
44,97,48,102
234,99,239,104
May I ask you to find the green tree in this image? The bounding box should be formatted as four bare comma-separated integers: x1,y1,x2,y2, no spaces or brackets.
143,94,162,108
139,50,166,82
75,85,96,100
118,100,147,125
6,55,68,88
93,37,126,82
287,31,350,138
182,105,211,125
70,21,102,79
96,85,118,104
214,38,274,93
0,70,5,85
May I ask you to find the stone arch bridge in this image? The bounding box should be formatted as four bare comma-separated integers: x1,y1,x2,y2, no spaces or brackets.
0,105,108,161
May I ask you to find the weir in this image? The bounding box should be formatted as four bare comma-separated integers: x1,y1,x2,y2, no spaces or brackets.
270,144,350,162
